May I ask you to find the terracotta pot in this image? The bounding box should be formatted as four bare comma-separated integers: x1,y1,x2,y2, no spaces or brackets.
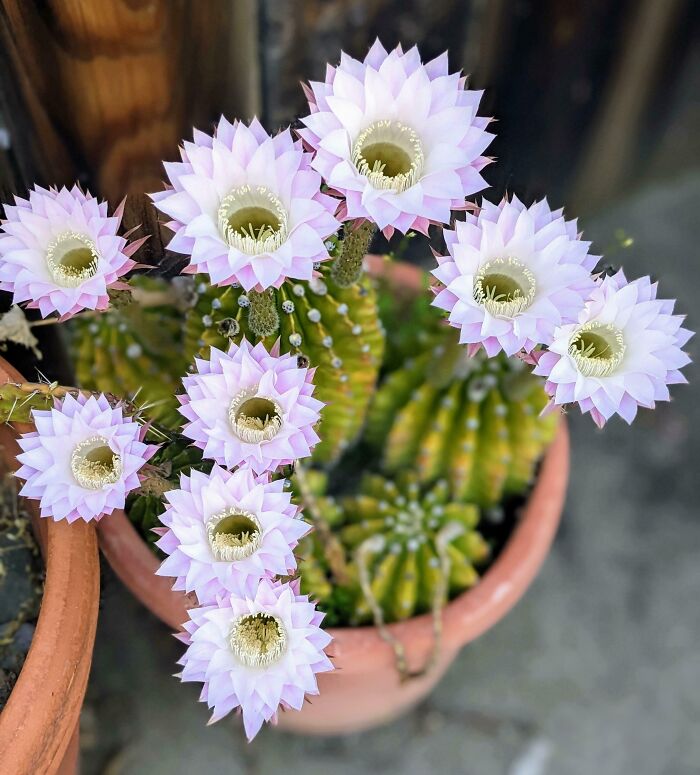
97,258,569,734
0,358,100,773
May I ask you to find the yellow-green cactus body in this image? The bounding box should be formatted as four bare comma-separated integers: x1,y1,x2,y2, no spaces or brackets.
371,332,558,507
184,264,384,465
68,277,190,427
292,469,487,625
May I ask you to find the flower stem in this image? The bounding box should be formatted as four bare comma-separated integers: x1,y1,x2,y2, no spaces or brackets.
293,465,351,587
247,289,280,338
330,220,376,288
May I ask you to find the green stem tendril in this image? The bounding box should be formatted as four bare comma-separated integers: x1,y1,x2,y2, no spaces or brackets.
354,523,457,682
247,289,280,338
331,220,376,288
355,535,412,679
294,465,351,586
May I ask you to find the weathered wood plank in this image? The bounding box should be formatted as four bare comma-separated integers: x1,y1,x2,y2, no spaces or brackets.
0,0,259,265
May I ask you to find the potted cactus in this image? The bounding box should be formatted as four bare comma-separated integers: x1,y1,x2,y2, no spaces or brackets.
0,41,691,741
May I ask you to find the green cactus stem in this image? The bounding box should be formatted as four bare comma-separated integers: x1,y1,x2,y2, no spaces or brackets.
330,220,376,288
184,262,385,465
247,289,280,338
0,382,82,424
0,382,151,427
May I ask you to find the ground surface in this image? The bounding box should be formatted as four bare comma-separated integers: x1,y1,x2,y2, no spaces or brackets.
82,172,700,775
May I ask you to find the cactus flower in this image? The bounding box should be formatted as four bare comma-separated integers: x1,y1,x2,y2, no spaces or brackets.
151,117,339,292
177,579,333,739
15,393,155,522
299,40,494,236
533,270,693,427
432,196,598,356
155,465,310,603
178,339,324,474
0,185,138,319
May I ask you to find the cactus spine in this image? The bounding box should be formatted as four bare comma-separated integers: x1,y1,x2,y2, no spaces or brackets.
367,326,558,507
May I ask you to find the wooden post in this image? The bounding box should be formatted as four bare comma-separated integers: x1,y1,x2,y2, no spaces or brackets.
0,0,260,262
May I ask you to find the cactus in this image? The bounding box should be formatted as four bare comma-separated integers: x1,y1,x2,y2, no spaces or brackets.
295,469,489,626
68,276,191,427
0,382,73,423
368,299,558,507
183,261,385,465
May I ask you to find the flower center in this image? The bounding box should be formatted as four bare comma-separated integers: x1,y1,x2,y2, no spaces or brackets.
473,257,536,318
568,322,626,377
229,612,287,668
206,508,262,562
228,388,283,444
352,121,424,193
45,232,99,287
70,435,122,490
217,185,288,254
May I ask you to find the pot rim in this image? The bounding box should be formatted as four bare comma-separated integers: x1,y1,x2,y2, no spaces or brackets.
97,257,568,674
0,356,100,775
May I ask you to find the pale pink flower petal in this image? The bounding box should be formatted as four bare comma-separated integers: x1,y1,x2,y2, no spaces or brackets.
15,392,155,522
0,184,137,319
177,579,333,739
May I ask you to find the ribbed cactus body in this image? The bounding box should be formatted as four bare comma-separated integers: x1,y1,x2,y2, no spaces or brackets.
368,334,558,508
293,469,489,625
69,277,190,427
184,264,385,465
340,473,489,623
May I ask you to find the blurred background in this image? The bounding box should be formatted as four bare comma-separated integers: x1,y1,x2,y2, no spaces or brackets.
0,1,698,773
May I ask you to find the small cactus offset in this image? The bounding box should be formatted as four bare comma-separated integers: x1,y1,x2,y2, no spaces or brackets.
183,260,385,465
342,473,490,624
